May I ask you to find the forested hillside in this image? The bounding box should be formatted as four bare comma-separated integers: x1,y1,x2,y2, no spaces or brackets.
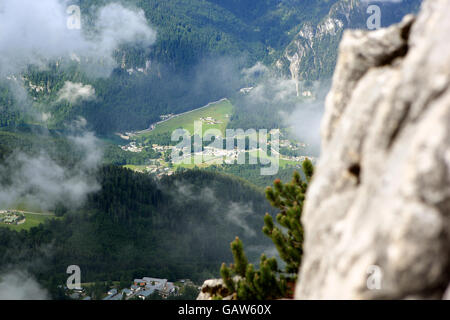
0,0,421,135
0,166,275,298
0,0,343,134
0,0,426,301
280,0,422,82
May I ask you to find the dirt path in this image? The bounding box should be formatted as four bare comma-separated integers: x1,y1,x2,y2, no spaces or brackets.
14,210,54,216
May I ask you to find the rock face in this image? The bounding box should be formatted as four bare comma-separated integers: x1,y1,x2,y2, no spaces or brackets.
197,278,240,300
283,0,355,90
281,0,421,87
296,0,450,300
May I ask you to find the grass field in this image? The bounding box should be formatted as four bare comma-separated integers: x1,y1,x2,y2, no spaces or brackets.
138,99,234,139
247,150,301,168
172,155,220,169
123,164,148,172
0,211,58,231
172,151,299,169
122,98,305,175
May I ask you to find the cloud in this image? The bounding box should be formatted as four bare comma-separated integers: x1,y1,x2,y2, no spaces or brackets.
281,81,331,156
0,0,157,77
0,118,103,211
0,1,119,211
171,181,258,237
238,62,328,155
282,99,324,156
235,63,324,155
237,75,298,111
56,81,95,104
0,271,49,300
252,78,298,103
173,181,217,204
242,62,269,81
225,202,257,237
95,3,156,53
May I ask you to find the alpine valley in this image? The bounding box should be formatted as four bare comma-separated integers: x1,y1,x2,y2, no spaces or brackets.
0,0,422,300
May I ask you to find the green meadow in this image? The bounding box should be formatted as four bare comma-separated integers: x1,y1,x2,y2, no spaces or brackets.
0,211,59,231
138,99,234,139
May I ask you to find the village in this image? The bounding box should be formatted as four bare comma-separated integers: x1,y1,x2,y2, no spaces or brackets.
199,116,223,125
144,160,176,179
103,277,178,301
0,210,26,225
119,124,313,178
67,277,196,301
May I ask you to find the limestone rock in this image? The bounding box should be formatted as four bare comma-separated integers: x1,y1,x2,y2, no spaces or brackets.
280,0,420,86
296,0,450,300
197,277,240,300
444,284,450,300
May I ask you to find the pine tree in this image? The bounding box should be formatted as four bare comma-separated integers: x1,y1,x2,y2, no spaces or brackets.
263,159,313,273
218,159,314,300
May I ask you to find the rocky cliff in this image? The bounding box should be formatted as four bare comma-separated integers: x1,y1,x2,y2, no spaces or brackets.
296,0,450,299
280,0,422,92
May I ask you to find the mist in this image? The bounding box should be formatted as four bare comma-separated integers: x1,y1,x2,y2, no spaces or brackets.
170,180,258,238
231,61,328,156
0,0,155,210
56,81,96,104
0,0,157,121
225,202,257,238
282,80,331,156
0,118,102,211
0,271,49,300
0,0,156,77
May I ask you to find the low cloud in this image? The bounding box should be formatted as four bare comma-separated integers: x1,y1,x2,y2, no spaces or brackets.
240,62,328,155
171,181,258,237
225,202,257,237
0,0,157,77
173,181,216,204
282,99,324,156
0,271,49,300
57,81,95,104
0,118,103,211
282,81,331,156
242,62,269,81
235,61,326,155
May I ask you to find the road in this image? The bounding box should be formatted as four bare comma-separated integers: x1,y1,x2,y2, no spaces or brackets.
14,210,54,216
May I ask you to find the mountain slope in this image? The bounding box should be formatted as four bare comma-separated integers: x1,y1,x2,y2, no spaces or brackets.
0,166,275,297
1,1,421,134
278,0,422,90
